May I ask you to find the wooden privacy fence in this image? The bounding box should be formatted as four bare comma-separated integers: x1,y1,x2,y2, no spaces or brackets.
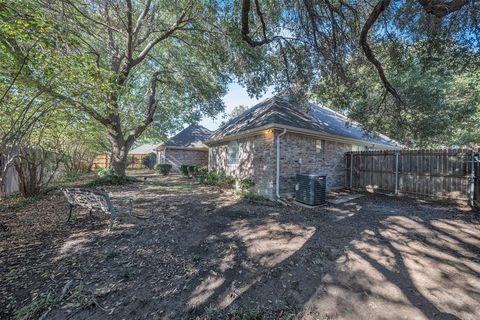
345,149,479,204
92,154,147,169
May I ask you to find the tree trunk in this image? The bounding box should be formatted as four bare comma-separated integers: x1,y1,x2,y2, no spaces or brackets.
109,130,129,176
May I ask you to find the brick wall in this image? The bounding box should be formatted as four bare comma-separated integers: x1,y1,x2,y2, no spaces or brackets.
275,132,351,197
208,130,352,199
159,148,208,172
208,132,276,198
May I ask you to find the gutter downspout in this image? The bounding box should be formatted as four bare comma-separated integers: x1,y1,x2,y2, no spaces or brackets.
276,128,287,200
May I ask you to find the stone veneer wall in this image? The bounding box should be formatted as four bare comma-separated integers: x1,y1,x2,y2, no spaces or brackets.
208,133,276,198
159,148,208,172
276,132,351,197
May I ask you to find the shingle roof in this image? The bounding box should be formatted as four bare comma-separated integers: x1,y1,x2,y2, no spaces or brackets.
129,143,160,154
209,96,400,148
161,124,212,148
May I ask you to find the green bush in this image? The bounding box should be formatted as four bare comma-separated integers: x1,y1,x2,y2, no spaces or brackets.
187,165,197,177
142,152,157,170
87,175,140,187
239,177,255,190
195,166,208,183
95,167,113,177
204,169,235,187
179,165,189,177
155,164,172,175
205,169,219,185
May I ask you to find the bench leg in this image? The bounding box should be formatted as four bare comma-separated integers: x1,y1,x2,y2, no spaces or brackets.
66,205,74,223
108,209,116,231
128,199,133,220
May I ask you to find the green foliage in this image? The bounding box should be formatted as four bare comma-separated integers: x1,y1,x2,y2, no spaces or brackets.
87,175,140,187
15,293,56,320
142,153,157,170
180,165,190,177
95,167,113,177
239,178,255,190
203,170,235,187
62,171,83,182
220,105,250,127
313,42,480,147
188,165,197,177
242,191,269,203
155,164,172,176
195,166,209,183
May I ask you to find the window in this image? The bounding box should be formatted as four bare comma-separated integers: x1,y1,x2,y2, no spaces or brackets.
316,139,325,160
228,141,239,165
352,145,367,152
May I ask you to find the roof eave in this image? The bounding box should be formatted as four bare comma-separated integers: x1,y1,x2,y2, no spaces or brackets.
206,123,400,150
155,145,208,151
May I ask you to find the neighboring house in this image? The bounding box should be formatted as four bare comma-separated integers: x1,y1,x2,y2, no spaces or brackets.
156,124,212,171
128,143,160,169
92,144,159,169
206,95,400,200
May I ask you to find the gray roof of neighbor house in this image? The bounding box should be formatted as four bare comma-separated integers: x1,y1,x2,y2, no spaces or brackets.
160,124,212,148
208,96,400,148
129,143,160,154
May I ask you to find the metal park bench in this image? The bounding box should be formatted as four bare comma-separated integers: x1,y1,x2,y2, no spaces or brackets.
62,188,133,230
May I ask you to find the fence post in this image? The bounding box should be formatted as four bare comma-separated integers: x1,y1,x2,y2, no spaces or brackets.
350,153,354,189
395,152,399,195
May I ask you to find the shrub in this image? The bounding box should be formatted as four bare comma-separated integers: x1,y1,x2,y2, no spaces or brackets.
179,165,189,177
187,165,197,177
221,173,236,187
142,152,157,170
155,164,172,175
96,167,113,177
195,166,208,183
62,171,83,182
87,175,140,187
204,170,235,187
239,177,255,190
205,169,219,185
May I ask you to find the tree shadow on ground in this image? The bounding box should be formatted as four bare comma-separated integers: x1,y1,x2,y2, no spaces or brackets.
3,174,479,320
182,196,480,320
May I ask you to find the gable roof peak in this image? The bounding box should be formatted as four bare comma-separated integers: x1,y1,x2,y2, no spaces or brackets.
161,124,212,148
209,95,400,148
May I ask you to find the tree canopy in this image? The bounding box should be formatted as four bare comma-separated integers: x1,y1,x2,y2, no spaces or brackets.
1,0,479,188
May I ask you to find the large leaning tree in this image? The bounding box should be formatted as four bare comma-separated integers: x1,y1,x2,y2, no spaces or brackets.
233,0,479,146
2,0,235,176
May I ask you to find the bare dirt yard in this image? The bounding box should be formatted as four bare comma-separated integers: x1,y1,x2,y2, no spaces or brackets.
1,171,479,320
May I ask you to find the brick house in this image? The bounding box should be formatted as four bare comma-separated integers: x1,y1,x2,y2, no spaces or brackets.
205,96,399,200
156,124,212,172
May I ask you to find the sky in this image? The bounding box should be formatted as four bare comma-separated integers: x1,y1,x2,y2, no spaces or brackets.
199,82,274,131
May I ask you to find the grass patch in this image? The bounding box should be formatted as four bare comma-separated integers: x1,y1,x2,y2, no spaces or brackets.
86,175,140,187
143,183,193,192
15,293,56,320
189,306,297,320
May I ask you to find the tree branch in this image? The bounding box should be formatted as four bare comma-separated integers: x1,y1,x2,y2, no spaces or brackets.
125,71,160,146
130,1,194,67
417,0,470,18
360,0,402,102
241,0,283,47
62,0,125,34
